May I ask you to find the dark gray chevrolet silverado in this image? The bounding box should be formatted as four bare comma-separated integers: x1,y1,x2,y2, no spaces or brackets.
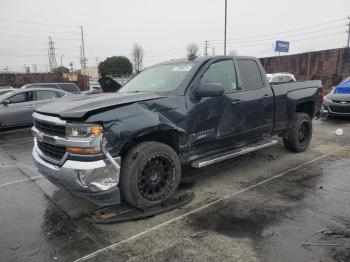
32,56,323,208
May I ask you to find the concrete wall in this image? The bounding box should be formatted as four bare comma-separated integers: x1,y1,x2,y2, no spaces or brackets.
0,73,89,91
260,47,350,90
0,73,66,89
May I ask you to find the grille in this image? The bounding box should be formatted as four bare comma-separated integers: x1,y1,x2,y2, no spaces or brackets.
37,141,66,161
332,100,350,104
34,120,66,137
329,105,350,114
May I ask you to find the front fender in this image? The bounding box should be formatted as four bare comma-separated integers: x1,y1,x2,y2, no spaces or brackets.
86,101,187,156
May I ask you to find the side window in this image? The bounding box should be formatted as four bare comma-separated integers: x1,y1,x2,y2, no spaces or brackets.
8,93,26,103
58,83,80,94
35,90,59,100
56,91,65,97
271,76,278,83
237,60,264,90
278,76,285,83
201,60,237,93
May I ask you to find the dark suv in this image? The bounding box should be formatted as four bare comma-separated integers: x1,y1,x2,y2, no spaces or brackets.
21,82,81,94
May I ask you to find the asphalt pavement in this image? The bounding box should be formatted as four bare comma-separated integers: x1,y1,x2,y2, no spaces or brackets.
0,118,349,262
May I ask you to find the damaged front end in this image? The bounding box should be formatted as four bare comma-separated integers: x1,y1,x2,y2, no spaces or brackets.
32,112,122,206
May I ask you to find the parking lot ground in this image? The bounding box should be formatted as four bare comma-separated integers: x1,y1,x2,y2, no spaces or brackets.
0,119,349,262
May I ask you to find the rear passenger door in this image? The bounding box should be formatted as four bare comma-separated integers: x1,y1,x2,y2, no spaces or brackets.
234,58,274,139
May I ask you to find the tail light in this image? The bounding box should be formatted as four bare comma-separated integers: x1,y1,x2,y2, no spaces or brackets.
320,86,325,102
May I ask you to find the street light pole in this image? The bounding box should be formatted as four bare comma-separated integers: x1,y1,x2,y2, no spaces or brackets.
60,55,64,66
224,0,227,55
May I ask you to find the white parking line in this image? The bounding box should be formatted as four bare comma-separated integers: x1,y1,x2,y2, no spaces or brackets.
73,148,345,262
0,128,31,135
0,138,33,146
0,175,42,189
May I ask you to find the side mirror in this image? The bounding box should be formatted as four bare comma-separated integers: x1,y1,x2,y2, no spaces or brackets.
193,83,224,98
1,100,10,106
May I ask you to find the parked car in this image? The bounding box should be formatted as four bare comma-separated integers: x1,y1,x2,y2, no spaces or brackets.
32,56,323,208
0,88,70,128
0,88,14,96
21,82,81,94
266,73,296,84
322,78,350,116
0,85,14,90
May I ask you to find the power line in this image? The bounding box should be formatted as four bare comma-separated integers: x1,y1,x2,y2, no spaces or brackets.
0,25,79,34
214,25,347,46
0,34,81,41
225,31,345,48
0,18,79,28
209,17,347,42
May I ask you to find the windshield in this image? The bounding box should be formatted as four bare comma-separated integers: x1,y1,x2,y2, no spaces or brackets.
120,62,194,93
0,90,14,100
0,90,12,96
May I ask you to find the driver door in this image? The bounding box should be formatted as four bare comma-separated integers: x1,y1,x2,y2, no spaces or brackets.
187,59,245,155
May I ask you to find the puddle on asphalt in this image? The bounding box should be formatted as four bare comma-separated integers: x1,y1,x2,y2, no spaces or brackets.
188,156,350,262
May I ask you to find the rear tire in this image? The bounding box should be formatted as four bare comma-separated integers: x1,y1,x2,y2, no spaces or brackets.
120,141,181,209
283,113,312,152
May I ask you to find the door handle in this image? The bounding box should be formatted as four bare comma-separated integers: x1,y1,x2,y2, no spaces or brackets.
263,94,269,97
231,99,241,105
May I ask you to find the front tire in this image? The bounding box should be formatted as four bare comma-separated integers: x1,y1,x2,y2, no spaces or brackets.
120,141,181,209
283,113,313,152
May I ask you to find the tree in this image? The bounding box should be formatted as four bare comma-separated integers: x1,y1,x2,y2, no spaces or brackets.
131,43,144,73
98,56,133,77
52,66,70,75
187,43,199,60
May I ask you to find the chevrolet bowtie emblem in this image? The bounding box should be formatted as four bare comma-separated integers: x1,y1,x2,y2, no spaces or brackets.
35,132,44,142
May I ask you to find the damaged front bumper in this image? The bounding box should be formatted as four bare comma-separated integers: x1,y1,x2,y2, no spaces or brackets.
32,141,121,206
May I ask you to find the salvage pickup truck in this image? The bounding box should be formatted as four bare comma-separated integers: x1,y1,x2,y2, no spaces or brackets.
32,56,323,208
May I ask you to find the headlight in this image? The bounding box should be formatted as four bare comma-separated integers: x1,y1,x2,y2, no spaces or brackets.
324,96,332,103
66,123,102,138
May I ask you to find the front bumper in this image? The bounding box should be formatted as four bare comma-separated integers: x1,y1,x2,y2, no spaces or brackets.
33,144,121,206
323,102,350,116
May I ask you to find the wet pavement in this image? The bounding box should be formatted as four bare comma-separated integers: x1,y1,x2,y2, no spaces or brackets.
0,118,349,262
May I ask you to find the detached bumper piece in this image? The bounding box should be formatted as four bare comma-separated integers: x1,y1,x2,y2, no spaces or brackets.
90,192,194,224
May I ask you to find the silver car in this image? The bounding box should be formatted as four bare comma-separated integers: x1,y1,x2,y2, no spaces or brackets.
0,88,69,128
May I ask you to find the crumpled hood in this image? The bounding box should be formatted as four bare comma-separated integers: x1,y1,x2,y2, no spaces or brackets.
35,92,165,119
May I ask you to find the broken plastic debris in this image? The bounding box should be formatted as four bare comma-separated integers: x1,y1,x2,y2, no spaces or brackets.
335,129,344,136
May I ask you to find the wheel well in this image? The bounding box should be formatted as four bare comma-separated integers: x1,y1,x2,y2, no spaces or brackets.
295,101,314,117
120,130,179,156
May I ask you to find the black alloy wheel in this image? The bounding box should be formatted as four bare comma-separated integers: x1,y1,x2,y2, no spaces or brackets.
137,154,176,201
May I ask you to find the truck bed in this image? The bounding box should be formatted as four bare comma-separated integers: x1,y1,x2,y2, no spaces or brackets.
272,80,323,132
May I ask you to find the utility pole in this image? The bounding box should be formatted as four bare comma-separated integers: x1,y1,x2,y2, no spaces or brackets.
48,36,57,72
80,46,84,70
60,55,64,66
347,16,350,48
224,0,227,55
204,40,209,56
80,26,87,70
